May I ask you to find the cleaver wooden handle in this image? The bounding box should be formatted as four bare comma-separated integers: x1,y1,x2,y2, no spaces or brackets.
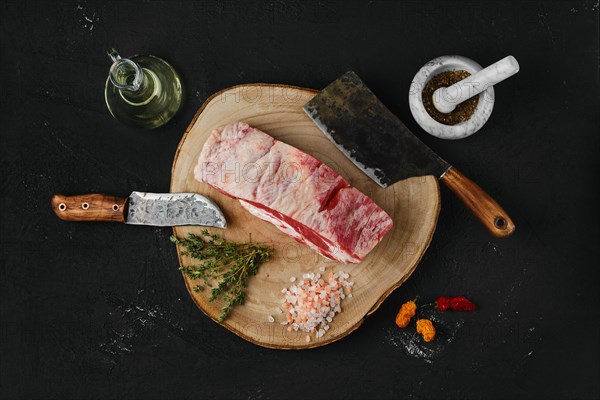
440,167,515,238
51,194,128,222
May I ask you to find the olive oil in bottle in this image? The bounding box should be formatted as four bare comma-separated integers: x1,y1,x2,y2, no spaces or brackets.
104,48,182,129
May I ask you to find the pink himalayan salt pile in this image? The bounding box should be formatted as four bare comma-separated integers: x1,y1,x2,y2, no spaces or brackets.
281,271,353,339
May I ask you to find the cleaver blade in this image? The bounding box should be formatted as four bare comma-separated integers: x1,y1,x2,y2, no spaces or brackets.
51,191,226,228
303,71,515,238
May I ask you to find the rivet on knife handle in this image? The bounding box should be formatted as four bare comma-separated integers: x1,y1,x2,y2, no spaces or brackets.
440,167,515,238
51,194,128,222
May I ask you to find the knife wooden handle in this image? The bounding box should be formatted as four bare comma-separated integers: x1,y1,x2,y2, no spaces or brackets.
440,167,515,238
51,194,128,222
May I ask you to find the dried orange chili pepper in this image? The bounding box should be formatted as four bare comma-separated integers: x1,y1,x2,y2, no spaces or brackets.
395,300,417,328
416,319,436,342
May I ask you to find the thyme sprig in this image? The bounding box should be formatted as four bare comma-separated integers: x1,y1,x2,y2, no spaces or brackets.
170,230,272,322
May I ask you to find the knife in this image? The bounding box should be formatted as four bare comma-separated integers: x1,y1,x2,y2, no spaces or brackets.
51,191,226,228
303,71,515,238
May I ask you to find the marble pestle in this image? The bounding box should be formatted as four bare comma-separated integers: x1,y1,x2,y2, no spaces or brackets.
432,56,520,114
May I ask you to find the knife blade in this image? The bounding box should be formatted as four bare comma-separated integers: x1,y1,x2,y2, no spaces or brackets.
303,71,515,238
51,191,226,228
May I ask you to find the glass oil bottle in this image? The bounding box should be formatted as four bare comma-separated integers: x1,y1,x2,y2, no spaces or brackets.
104,48,182,129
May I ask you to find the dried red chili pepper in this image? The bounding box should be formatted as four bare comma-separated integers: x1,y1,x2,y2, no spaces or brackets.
435,296,476,311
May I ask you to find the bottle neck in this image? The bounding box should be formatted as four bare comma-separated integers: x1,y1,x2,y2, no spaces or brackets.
119,68,158,105
107,49,157,104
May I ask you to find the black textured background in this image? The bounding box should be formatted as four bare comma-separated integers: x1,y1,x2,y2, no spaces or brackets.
1,1,599,399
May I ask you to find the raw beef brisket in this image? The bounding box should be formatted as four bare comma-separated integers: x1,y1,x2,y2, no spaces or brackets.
194,122,393,263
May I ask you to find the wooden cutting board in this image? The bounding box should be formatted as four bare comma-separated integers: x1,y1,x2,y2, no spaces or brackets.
170,84,440,349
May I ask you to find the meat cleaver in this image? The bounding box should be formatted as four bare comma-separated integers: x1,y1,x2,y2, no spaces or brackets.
303,71,515,238
51,191,226,228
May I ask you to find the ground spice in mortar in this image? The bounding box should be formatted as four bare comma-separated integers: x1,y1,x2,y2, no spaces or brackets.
422,70,479,125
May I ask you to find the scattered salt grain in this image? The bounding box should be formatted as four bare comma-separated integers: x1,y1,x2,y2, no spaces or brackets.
319,266,325,272
267,315,275,323
290,276,296,282
305,335,311,343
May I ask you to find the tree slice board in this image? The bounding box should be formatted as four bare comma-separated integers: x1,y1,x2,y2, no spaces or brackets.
170,84,440,349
